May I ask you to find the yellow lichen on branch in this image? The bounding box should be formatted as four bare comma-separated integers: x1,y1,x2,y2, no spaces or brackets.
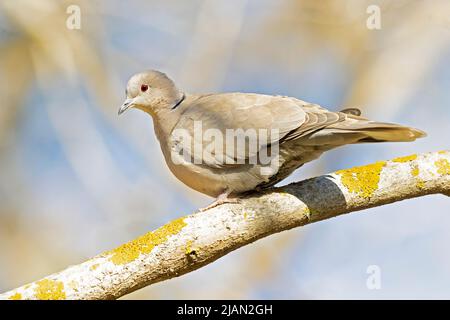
336,161,386,198
436,159,450,176
105,217,187,265
393,154,418,163
8,292,22,300
34,279,66,300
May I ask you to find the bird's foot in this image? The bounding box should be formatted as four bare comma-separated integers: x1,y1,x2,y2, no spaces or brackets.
199,193,240,212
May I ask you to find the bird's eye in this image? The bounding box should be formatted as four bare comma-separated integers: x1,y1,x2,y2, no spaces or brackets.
141,84,149,92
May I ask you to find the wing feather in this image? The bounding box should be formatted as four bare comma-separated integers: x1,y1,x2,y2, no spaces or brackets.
171,94,345,168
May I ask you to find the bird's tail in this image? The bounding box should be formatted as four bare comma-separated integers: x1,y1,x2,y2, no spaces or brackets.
300,108,426,146
337,121,425,143
356,124,425,142
328,110,426,143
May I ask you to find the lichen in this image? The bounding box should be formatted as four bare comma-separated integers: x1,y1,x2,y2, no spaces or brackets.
337,161,386,198
393,154,417,163
411,165,419,177
303,206,311,221
34,279,66,300
107,217,187,265
436,159,450,176
411,164,425,189
67,280,78,291
8,292,22,300
185,240,198,258
391,153,425,189
90,264,99,271
185,240,193,255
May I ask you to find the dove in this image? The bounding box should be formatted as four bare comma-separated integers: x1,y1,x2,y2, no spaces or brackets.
119,70,425,206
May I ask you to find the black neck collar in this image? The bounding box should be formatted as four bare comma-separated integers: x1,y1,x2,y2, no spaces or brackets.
171,93,185,110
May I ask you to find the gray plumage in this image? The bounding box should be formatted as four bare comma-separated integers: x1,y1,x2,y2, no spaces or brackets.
119,70,425,198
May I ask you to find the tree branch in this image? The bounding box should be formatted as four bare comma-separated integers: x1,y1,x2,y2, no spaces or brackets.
1,150,449,300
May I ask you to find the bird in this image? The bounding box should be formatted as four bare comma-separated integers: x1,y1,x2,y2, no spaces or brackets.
119,70,425,207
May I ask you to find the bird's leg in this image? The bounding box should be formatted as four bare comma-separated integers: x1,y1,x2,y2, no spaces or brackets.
199,189,240,212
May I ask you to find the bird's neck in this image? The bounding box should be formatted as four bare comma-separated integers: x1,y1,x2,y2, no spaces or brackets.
151,93,189,142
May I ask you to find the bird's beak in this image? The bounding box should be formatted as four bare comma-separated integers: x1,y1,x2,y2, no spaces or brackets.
118,98,135,115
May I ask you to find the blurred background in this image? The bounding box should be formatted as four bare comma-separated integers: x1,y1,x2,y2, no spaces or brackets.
0,0,449,299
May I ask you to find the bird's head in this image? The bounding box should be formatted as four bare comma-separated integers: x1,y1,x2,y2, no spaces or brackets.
119,70,183,116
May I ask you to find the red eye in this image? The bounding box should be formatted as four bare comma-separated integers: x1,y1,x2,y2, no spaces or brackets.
141,84,149,92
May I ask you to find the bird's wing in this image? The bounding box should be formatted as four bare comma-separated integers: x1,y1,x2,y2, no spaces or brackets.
282,101,346,141
170,93,345,169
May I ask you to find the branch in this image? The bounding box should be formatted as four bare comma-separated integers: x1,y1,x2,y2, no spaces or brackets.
1,150,449,300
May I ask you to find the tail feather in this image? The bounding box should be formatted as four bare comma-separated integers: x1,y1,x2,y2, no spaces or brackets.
330,120,426,143
358,126,426,142
300,108,426,146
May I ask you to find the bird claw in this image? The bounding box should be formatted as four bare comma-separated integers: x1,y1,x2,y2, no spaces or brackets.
199,197,241,212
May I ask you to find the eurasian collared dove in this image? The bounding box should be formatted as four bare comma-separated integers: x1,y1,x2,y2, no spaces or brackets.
119,70,425,203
